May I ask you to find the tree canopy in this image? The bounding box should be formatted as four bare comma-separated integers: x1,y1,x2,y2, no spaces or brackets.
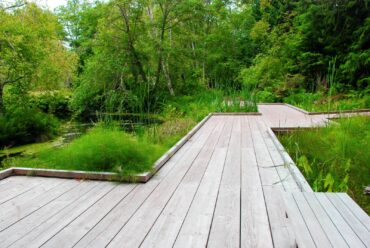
1,0,369,115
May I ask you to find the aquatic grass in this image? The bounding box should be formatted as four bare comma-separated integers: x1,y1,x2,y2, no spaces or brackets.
5,125,166,177
279,116,370,213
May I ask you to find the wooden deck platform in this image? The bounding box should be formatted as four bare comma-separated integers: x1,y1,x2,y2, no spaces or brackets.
0,104,369,247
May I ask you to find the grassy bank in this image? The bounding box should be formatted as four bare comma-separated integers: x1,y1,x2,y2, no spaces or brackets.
279,116,370,213
2,117,197,178
3,126,164,177
283,92,369,112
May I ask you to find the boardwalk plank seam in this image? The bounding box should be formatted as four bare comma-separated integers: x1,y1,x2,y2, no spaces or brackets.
0,180,81,233
204,116,234,247
139,118,226,246
139,116,227,247
39,184,120,247
42,184,138,247
247,116,276,247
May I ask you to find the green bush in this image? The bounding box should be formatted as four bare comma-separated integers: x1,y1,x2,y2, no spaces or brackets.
7,126,165,177
30,91,72,118
283,91,322,108
255,90,277,102
0,107,59,148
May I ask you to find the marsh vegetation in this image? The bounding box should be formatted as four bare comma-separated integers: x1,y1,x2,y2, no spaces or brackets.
279,117,370,213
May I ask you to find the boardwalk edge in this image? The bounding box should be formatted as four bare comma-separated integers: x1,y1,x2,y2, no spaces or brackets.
267,128,313,192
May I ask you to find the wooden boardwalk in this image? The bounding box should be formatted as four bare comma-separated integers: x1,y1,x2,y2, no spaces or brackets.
0,104,369,247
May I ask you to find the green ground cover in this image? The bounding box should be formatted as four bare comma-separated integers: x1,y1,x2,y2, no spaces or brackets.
279,116,370,213
1,117,197,178
3,125,165,178
283,92,370,112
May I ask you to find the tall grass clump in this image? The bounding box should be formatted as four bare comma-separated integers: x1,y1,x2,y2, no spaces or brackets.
163,89,257,121
5,125,165,177
279,116,370,213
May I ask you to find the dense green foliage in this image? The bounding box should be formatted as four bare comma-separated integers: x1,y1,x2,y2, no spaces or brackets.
1,0,369,121
56,0,368,117
0,107,59,147
29,91,72,119
0,2,76,146
279,117,370,213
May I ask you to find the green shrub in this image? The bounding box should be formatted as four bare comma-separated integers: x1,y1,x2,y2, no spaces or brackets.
279,116,370,213
0,108,59,148
29,91,72,118
283,91,322,109
255,90,277,102
6,126,165,177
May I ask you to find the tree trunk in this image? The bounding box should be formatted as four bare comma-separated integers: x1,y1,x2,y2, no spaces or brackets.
0,83,4,113
118,4,148,84
154,2,171,89
162,59,175,96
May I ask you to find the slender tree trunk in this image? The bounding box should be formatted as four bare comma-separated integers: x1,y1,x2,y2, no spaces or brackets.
0,83,4,113
154,15,167,88
118,4,148,84
162,59,175,96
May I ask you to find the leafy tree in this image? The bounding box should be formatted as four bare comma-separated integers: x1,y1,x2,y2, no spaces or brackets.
0,2,77,112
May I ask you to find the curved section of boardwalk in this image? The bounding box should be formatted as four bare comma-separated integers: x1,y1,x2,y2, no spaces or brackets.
0,105,369,248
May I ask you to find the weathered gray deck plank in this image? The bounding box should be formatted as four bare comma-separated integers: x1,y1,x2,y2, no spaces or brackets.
240,116,273,248
337,193,370,232
172,118,233,248
0,176,22,188
0,179,78,232
293,193,332,247
315,193,366,248
0,176,42,205
0,177,64,214
41,183,136,247
8,182,115,248
140,117,227,248
303,193,348,247
283,193,316,248
249,117,296,248
207,116,241,248
259,119,300,192
0,180,97,247
326,193,370,246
